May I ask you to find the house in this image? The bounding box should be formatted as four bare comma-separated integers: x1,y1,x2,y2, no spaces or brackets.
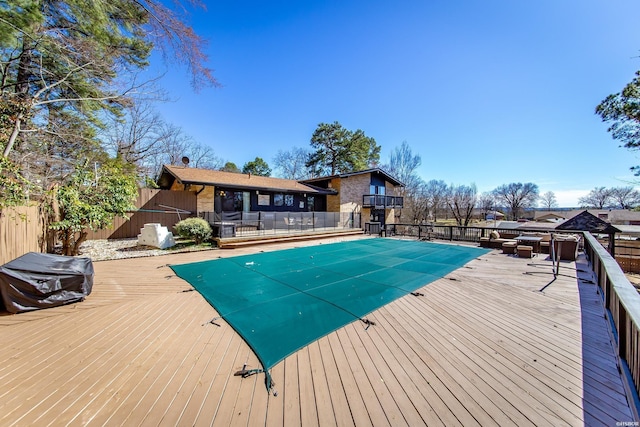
300,168,404,229
485,211,506,221
157,165,404,232
157,165,334,218
533,212,566,223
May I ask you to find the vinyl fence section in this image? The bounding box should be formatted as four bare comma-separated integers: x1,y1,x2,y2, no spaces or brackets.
0,205,48,265
86,189,197,240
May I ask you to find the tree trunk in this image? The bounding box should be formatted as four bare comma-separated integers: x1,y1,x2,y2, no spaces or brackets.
72,231,88,256
3,112,23,157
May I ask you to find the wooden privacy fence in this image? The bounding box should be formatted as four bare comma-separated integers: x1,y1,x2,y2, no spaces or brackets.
86,189,197,240
0,205,49,265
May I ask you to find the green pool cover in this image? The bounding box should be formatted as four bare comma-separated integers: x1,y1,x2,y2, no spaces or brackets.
170,239,487,387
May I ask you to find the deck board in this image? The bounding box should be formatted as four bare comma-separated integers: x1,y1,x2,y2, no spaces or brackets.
0,237,635,426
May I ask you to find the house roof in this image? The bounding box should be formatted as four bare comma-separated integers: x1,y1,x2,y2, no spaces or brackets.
555,210,620,234
534,212,566,221
301,168,405,187
158,165,335,194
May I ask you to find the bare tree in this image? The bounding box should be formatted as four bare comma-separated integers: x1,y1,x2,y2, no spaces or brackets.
383,141,423,222
610,186,640,209
492,182,539,220
578,187,613,209
477,192,496,220
384,141,421,187
422,179,448,221
104,101,164,165
539,191,558,210
272,147,312,179
446,184,477,226
405,180,429,223
189,143,223,170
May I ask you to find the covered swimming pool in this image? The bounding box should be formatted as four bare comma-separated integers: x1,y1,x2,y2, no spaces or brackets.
170,238,488,388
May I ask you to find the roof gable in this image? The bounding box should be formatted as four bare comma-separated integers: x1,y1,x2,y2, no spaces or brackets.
301,168,404,187
555,210,620,234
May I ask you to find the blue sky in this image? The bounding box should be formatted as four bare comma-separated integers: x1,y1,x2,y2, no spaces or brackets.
148,0,640,207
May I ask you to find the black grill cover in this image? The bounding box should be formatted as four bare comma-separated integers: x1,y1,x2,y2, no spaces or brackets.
0,252,94,314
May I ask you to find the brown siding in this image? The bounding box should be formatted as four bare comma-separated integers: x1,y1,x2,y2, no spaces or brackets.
0,205,48,265
86,189,197,240
326,178,341,212
197,185,214,214
337,173,369,214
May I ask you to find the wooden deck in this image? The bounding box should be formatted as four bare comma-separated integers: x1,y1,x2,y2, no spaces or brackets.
0,236,635,426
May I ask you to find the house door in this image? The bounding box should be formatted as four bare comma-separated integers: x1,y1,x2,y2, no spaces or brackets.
371,209,385,226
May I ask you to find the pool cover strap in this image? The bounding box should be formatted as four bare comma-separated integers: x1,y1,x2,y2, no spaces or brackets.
170,239,488,391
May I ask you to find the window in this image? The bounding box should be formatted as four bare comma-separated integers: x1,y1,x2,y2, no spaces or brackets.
285,194,294,207
370,185,385,195
274,193,284,206
233,192,243,210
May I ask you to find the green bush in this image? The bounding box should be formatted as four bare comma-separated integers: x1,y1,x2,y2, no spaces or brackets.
174,217,212,244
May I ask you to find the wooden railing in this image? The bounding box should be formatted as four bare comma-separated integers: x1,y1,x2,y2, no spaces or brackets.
583,232,640,415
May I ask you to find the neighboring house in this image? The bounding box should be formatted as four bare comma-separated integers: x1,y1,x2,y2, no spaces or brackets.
485,211,506,221
533,212,566,223
157,165,404,229
301,168,404,228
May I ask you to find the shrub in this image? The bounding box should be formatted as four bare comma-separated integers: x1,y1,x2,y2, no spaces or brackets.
174,217,212,244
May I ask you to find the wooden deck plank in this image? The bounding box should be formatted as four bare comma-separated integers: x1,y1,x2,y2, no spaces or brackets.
375,300,535,427
242,351,270,427
306,340,338,427
342,319,431,427
185,327,244,425
76,294,213,426
265,361,285,426
0,237,634,426
282,354,302,426
42,294,199,426
0,294,184,425
325,332,374,427
444,264,632,418
165,323,238,427
316,335,357,426
334,326,395,427
297,346,320,427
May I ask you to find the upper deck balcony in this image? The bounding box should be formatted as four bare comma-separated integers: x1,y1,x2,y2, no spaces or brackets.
362,194,404,209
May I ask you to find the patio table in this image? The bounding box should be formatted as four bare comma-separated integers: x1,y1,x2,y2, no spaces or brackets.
515,235,542,253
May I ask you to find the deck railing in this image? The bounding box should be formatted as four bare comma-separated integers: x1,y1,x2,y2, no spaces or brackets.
362,195,404,209
385,224,515,241
583,233,640,415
